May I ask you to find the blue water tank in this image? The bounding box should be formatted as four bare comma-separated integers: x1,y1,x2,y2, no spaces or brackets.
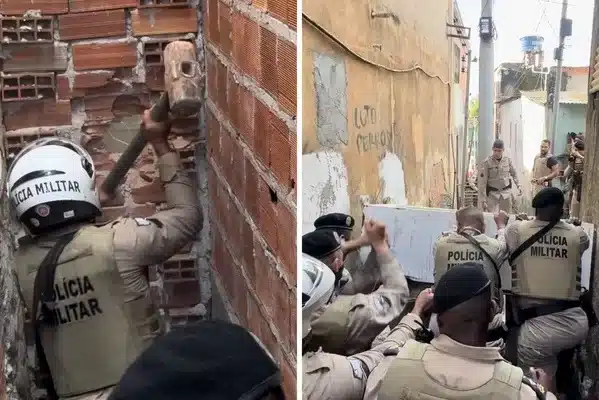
520,36,544,53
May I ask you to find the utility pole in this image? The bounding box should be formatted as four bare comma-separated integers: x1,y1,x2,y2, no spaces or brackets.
550,0,572,152
477,0,494,165
460,50,473,207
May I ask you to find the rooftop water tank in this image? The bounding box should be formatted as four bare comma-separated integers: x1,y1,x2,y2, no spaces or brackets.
520,36,544,53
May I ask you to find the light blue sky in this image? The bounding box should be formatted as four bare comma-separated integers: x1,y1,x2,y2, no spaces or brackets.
456,0,594,97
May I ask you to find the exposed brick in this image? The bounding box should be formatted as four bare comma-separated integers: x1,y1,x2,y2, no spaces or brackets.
138,0,189,7
1,43,68,73
142,37,194,67
276,204,296,281
4,129,56,159
231,12,261,81
3,100,71,131
91,152,117,172
277,39,297,116
267,0,287,24
130,8,198,36
75,71,116,89
0,0,68,14
68,0,137,13
217,2,231,56
287,0,297,30
290,145,297,189
0,16,54,43
247,293,278,360
280,355,296,399
161,255,200,309
257,178,278,253
288,289,297,351
253,100,271,166
254,241,276,317
59,9,126,40
259,27,278,97
206,109,220,160
205,0,219,45
56,74,73,100
72,42,137,71
269,120,291,188
244,157,259,222
252,0,267,11
216,56,228,116
1,73,56,102
241,217,254,281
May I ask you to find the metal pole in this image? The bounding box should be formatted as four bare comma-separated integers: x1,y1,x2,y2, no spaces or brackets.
477,0,494,165
460,50,473,207
550,0,569,152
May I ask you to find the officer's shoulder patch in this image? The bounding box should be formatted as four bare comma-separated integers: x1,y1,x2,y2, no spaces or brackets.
133,218,152,226
348,358,366,380
521,376,546,399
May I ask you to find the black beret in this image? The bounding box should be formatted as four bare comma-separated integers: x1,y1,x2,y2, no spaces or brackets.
314,213,355,231
302,230,341,259
492,139,504,149
109,321,281,400
532,187,565,209
434,263,491,315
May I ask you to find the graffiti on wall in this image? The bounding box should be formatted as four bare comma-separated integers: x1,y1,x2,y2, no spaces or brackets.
353,105,396,153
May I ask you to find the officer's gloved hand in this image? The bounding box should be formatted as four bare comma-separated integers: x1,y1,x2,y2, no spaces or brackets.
515,213,529,221
569,217,582,226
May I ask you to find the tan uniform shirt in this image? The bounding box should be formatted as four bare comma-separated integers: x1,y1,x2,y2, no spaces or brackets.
363,334,557,400
18,152,203,399
303,313,423,400
477,155,520,203
503,219,589,374
340,248,381,296
310,251,409,355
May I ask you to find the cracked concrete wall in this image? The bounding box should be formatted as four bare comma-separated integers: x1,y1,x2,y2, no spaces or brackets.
302,0,455,233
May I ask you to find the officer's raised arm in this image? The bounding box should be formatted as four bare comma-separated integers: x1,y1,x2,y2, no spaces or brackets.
112,109,203,267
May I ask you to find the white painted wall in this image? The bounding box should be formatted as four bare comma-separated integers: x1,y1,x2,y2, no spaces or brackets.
497,98,524,174
378,152,407,205
567,73,589,92
302,150,408,234
520,96,546,172
302,150,351,234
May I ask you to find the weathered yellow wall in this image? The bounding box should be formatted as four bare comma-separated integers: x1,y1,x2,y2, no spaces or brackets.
302,0,454,232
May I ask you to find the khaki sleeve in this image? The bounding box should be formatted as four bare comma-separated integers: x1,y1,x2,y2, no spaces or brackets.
303,353,366,400
112,152,203,279
477,161,488,203
341,249,382,295
509,157,520,188
503,221,521,253
577,226,590,256
344,250,409,352
495,228,509,261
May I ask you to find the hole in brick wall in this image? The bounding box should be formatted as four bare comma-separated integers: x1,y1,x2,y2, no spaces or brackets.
39,20,52,30
20,76,34,86
38,88,55,99
4,32,18,42
112,95,145,117
38,76,53,86
269,187,278,203
290,178,295,189
3,78,18,87
146,54,162,66
3,20,17,30
21,89,35,98
21,31,35,41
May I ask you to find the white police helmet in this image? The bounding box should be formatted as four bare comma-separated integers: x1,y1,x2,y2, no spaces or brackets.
7,137,101,235
302,253,335,339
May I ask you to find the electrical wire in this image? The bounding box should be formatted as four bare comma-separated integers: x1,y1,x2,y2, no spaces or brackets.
302,13,450,85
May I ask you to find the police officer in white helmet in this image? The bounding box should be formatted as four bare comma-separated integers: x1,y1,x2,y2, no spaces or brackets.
8,110,203,400
302,254,435,400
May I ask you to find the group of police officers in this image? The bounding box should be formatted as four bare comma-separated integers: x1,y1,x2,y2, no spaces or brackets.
302,181,594,399
475,134,584,218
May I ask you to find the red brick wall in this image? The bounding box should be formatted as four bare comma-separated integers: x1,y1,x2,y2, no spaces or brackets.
0,2,209,389
204,0,297,396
